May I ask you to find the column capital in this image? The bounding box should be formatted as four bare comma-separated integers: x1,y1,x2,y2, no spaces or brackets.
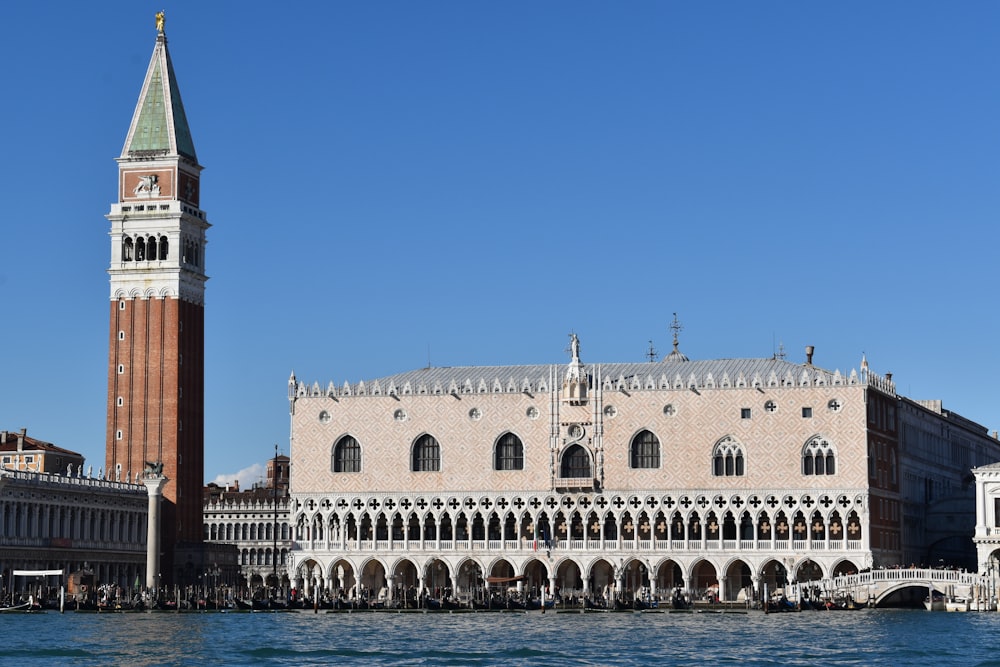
142,474,168,496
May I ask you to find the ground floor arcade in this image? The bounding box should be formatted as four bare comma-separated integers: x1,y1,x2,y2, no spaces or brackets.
288,551,867,606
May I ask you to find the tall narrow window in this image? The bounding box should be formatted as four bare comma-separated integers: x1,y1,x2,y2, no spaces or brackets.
332,435,361,473
630,430,660,469
494,433,524,470
412,434,440,472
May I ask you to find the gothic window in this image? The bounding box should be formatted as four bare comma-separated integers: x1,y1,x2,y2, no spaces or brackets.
332,435,361,473
147,236,157,261
712,436,745,477
123,237,134,261
159,236,169,260
803,436,836,475
136,237,146,261
630,429,660,469
412,434,441,472
494,432,524,471
560,444,591,478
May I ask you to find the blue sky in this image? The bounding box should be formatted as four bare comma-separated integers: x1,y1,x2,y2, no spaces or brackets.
2,2,998,487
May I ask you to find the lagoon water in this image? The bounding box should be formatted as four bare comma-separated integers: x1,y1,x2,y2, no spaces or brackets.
6,609,1000,666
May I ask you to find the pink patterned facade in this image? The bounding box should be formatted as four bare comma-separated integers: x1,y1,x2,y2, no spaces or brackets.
287,339,999,604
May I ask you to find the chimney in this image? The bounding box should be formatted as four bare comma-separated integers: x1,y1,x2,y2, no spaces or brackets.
17,428,26,452
886,372,893,382
0,431,7,444
805,346,815,365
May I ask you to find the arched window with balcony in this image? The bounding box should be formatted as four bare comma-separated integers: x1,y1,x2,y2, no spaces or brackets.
560,444,591,478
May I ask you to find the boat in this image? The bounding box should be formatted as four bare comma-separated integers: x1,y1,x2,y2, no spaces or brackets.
766,595,798,613
670,590,691,610
970,598,996,612
945,596,970,612
924,591,945,611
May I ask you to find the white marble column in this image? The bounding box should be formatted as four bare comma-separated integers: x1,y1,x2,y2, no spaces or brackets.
143,475,168,591
975,476,987,536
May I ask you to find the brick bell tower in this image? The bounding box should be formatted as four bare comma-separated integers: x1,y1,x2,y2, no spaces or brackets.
105,13,208,586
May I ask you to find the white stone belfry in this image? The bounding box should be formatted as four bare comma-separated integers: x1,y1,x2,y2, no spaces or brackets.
143,474,168,590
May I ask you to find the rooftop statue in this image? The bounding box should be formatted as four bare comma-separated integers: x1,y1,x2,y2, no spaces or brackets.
156,11,165,35
569,333,580,361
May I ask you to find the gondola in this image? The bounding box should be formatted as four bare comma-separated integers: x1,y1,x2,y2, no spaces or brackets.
0,600,33,613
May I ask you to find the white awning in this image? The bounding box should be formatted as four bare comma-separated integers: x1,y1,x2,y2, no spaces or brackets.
13,570,63,577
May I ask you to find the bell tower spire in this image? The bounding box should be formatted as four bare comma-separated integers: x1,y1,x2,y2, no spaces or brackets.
105,12,209,587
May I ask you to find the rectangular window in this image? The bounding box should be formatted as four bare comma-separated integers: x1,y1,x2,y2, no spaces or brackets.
740,408,751,419
1,456,10,464
802,407,813,418
24,456,34,463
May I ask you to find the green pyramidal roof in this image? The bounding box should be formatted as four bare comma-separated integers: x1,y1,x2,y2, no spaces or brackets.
123,34,197,162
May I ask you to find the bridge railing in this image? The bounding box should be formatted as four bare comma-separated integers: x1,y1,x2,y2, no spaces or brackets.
821,568,982,593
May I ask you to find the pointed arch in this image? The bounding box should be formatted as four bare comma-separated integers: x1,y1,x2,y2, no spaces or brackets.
494,432,524,470
802,435,836,476
629,429,660,469
712,436,745,477
412,434,441,472
331,435,361,473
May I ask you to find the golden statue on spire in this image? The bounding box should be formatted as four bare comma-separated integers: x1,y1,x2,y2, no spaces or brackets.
156,11,165,35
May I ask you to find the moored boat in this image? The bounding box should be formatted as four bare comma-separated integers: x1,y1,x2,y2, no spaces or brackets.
945,596,970,612
924,591,945,611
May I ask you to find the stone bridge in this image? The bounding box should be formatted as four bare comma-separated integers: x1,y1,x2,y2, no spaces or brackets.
815,568,984,607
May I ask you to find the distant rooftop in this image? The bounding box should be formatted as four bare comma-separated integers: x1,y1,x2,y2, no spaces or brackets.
0,428,83,458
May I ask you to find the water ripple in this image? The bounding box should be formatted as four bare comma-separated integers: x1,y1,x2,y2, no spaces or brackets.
4,609,1000,666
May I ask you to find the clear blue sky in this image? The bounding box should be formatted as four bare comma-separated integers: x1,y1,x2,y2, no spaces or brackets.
2,2,998,487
